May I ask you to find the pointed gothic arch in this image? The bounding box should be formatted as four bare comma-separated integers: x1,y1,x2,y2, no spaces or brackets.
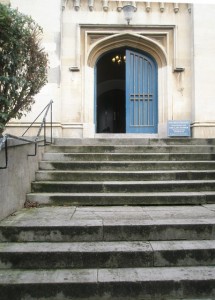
87,32,167,68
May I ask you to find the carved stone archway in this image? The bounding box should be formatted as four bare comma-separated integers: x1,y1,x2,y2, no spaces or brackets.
87,32,167,68
83,32,169,137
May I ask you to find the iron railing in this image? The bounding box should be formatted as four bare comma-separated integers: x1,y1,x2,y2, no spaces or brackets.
0,100,53,169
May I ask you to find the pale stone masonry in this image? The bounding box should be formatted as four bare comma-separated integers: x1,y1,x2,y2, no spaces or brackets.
0,0,9,4
3,0,215,138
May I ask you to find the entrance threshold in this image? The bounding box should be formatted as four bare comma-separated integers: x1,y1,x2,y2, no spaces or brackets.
95,133,159,139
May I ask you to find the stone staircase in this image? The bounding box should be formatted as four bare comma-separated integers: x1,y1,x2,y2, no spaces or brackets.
0,138,215,299
29,138,215,206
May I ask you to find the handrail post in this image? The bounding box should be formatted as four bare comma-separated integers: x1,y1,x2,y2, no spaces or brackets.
0,136,8,169
5,138,8,169
27,142,37,157
50,101,53,144
44,117,46,146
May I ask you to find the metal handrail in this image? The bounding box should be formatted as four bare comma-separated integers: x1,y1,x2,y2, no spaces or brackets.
0,100,53,169
22,100,53,143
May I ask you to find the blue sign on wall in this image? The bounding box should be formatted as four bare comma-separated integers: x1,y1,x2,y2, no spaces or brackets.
168,120,191,137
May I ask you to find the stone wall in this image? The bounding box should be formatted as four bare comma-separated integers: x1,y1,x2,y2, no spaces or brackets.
3,0,215,138
61,1,192,138
0,140,44,221
0,0,10,4
191,4,215,138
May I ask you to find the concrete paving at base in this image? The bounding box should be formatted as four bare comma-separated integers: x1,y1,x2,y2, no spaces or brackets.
0,267,215,300
0,205,215,243
1,266,215,284
0,239,215,269
1,204,215,225
0,205,215,299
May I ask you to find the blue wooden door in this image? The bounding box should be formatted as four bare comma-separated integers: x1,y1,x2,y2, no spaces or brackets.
126,49,158,133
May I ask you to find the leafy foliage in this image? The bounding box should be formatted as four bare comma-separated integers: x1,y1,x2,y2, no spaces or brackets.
0,3,48,135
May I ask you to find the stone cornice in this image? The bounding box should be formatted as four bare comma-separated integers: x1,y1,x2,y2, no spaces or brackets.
63,1,191,13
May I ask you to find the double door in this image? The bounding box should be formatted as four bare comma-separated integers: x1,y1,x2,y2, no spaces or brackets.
96,49,158,134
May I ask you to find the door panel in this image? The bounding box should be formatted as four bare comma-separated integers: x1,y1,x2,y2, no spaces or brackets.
126,49,158,133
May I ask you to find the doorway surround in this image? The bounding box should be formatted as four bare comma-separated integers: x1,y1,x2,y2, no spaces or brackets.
80,25,173,138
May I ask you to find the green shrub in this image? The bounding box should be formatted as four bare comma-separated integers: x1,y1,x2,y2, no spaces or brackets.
0,3,48,136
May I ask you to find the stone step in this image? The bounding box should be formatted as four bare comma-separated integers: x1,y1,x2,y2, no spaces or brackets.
2,137,215,300
1,206,215,243
39,160,215,171
0,240,215,269
0,266,215,299
35,170,215,181
26,191,215,206
31,180,215,193
54,137,215,146
43,152,215,161
45,145,215,153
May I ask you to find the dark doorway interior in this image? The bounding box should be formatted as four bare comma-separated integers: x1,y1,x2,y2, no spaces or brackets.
96,48,125,133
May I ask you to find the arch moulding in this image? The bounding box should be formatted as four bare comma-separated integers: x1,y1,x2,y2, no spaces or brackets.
87,32,168,68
